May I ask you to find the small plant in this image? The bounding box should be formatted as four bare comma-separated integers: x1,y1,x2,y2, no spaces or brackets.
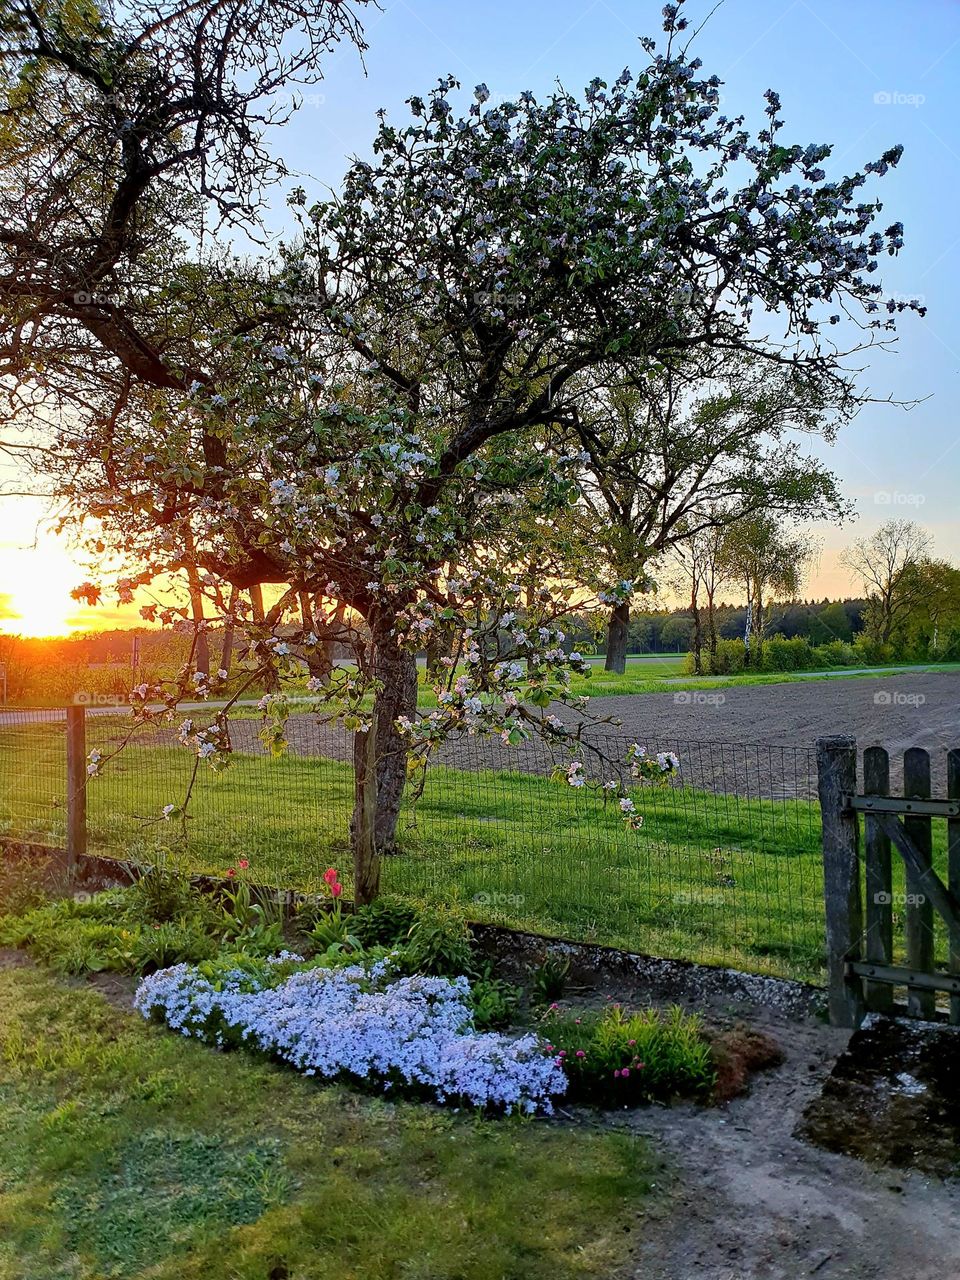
350,897,419,948
541,1003,716,1106
531,951,571,1005
400,907,474,978
469,971,522,1031
217,861,286,950
127,857,195,923
304,868,362,953
128,920,219,974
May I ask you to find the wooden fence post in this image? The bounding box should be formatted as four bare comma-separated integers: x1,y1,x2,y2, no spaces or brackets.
949,749,960,1026
903,747,935,1020
863,746,893,1014
66,704,87,874
817,736,864,1027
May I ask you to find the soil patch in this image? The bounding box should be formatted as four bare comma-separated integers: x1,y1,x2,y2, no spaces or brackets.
797,1014,960,1179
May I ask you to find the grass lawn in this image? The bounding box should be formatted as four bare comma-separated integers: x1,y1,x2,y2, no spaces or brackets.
0,962,656,1280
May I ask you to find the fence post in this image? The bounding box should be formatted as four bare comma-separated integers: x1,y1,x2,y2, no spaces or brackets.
903,747,935,1020
948,749,960,1026
863,746,893,1015
816,735,864,1027
66,705,87,874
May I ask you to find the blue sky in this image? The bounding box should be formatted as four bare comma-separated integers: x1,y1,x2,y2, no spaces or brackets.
268,0,960,596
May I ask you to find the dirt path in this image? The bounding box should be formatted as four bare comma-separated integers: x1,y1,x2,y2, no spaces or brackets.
620,1009,960,1280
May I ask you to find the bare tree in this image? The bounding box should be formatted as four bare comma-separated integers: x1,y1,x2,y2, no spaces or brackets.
842,519,934,645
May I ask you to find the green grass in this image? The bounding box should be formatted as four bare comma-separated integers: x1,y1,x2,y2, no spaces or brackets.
0,964,656,1280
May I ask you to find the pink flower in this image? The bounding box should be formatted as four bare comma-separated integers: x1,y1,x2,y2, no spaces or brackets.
614,1069,621,1078
628,1039,636,1047
238,859,249,870
323,867,339,886
575,1050,585,1059
621,1067,630,1078
557,1050,566,1058
330,882,343,898
226,868,236,878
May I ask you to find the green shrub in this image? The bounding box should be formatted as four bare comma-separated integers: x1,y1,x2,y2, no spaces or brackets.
350,897,419,948
759,636,813,672
541,1003,716,1106
469,972,522,1030
400,907,474,978
817,639,858,667
702,638,747,674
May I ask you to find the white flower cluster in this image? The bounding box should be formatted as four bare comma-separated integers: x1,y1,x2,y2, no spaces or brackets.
629,744,681,780
134,958,566,1113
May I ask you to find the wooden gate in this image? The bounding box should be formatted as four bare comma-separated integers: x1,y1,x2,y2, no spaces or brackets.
816,736,960,1028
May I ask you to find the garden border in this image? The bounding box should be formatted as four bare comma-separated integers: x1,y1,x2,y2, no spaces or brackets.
1,838,824,1021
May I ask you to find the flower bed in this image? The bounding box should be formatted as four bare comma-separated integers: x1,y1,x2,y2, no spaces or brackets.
134,955,566,1113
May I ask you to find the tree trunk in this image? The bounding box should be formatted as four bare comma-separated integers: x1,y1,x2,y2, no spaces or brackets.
604,602,630,674
754,590,765,663
184,545,210,677
219,587,238,677
743,597,753,668
706,585,718,672
690,586,703,676
350,626,419,904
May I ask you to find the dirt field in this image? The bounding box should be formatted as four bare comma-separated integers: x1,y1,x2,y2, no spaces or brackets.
209,670,960,800
601,671,960,754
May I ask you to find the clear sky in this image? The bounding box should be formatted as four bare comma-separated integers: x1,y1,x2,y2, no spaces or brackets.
2,0,958,633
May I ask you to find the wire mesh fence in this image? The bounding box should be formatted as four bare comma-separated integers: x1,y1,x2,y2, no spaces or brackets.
0,706,828,983
0,709,68,845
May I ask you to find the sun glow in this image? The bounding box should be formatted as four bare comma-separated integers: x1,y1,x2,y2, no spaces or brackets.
0,541,88,637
